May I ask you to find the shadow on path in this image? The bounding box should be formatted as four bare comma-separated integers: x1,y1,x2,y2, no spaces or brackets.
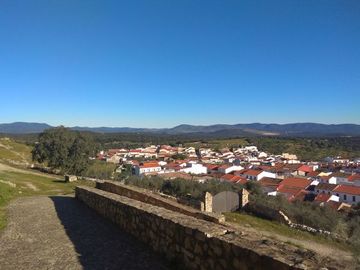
50,196,170,270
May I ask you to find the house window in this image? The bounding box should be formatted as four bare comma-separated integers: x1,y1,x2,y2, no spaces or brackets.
344,194,347,201
353,196,356,202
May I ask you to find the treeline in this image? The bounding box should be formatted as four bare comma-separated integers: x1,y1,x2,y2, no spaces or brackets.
122,176,250,200
91,132,197,149
246,137,360,160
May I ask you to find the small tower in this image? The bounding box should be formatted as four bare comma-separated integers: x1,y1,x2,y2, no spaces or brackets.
204,192,213,212
239,188,249,208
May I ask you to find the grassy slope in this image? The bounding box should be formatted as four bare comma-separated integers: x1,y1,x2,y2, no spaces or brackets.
0,137,32,165
224,212,352,253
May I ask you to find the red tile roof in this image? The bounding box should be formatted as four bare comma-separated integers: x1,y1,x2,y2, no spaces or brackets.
277,186,303,196
139,162,160,168
258,165,272,170
220,174,247,184
279,177,312,189
326,201,351,211
258,177,282,188
293,190,308,202
316,183,338,191
242,169,263,176
221,174,236,181
218,164,231,170
206,164,219,170
237,177,248,185
348,174,360,182
314,193,332,203
333,185,360,196
307,171,320,177
297,165,313,173
277,186,306,201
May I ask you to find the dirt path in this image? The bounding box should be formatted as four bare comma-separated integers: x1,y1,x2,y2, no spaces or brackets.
0,162,58,179
0,196,169,270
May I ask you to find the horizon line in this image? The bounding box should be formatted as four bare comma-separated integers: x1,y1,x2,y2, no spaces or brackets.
1,121,360,129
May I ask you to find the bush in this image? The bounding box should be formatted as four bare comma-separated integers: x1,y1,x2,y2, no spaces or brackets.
123,176,244,200
83,160,116,179
251,194,344,232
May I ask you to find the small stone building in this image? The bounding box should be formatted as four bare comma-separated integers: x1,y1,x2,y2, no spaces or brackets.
65,175,77,182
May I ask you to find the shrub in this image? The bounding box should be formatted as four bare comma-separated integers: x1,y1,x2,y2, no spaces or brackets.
123,176,243,200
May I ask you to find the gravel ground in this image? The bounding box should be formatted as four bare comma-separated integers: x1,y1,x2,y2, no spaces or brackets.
0,195,170,270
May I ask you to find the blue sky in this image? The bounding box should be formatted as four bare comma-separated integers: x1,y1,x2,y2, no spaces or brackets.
0,0,359,127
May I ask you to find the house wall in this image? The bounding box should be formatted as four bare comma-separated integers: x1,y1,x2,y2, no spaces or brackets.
224,166,243,174
332,192,360,205
243,171,276,181
315,188,333,195
258,171,276,181
329,177,349,185
181,164,207,175
134,166,162,175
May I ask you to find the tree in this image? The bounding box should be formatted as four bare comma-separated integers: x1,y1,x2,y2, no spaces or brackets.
171,153,187,160
32,126,96,175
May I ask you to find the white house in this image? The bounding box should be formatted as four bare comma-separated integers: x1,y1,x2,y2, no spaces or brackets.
332,185,360,205
217,165,244,174
244,146,258,152
237,169,276,181
180,163,207,175
133,162,162,176
282,153,298,160
328,173,350,185
258,152,268,158
324,156,349,164
158,161,168,166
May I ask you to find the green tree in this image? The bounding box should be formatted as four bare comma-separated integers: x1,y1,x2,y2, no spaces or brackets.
32,126,96,175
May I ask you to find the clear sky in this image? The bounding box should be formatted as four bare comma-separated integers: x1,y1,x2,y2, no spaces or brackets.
0,0,359,128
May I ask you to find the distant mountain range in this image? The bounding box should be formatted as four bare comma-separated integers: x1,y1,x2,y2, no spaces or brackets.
1,122,360,137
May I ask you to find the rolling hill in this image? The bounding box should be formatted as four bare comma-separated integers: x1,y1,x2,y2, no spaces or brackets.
1,122,360,137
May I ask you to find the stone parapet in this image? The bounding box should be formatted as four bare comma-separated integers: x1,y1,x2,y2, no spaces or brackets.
76,186,342,270
96,181,224,223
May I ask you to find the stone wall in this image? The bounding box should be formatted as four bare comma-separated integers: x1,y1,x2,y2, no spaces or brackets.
96,181,224,224
76,186,340,270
